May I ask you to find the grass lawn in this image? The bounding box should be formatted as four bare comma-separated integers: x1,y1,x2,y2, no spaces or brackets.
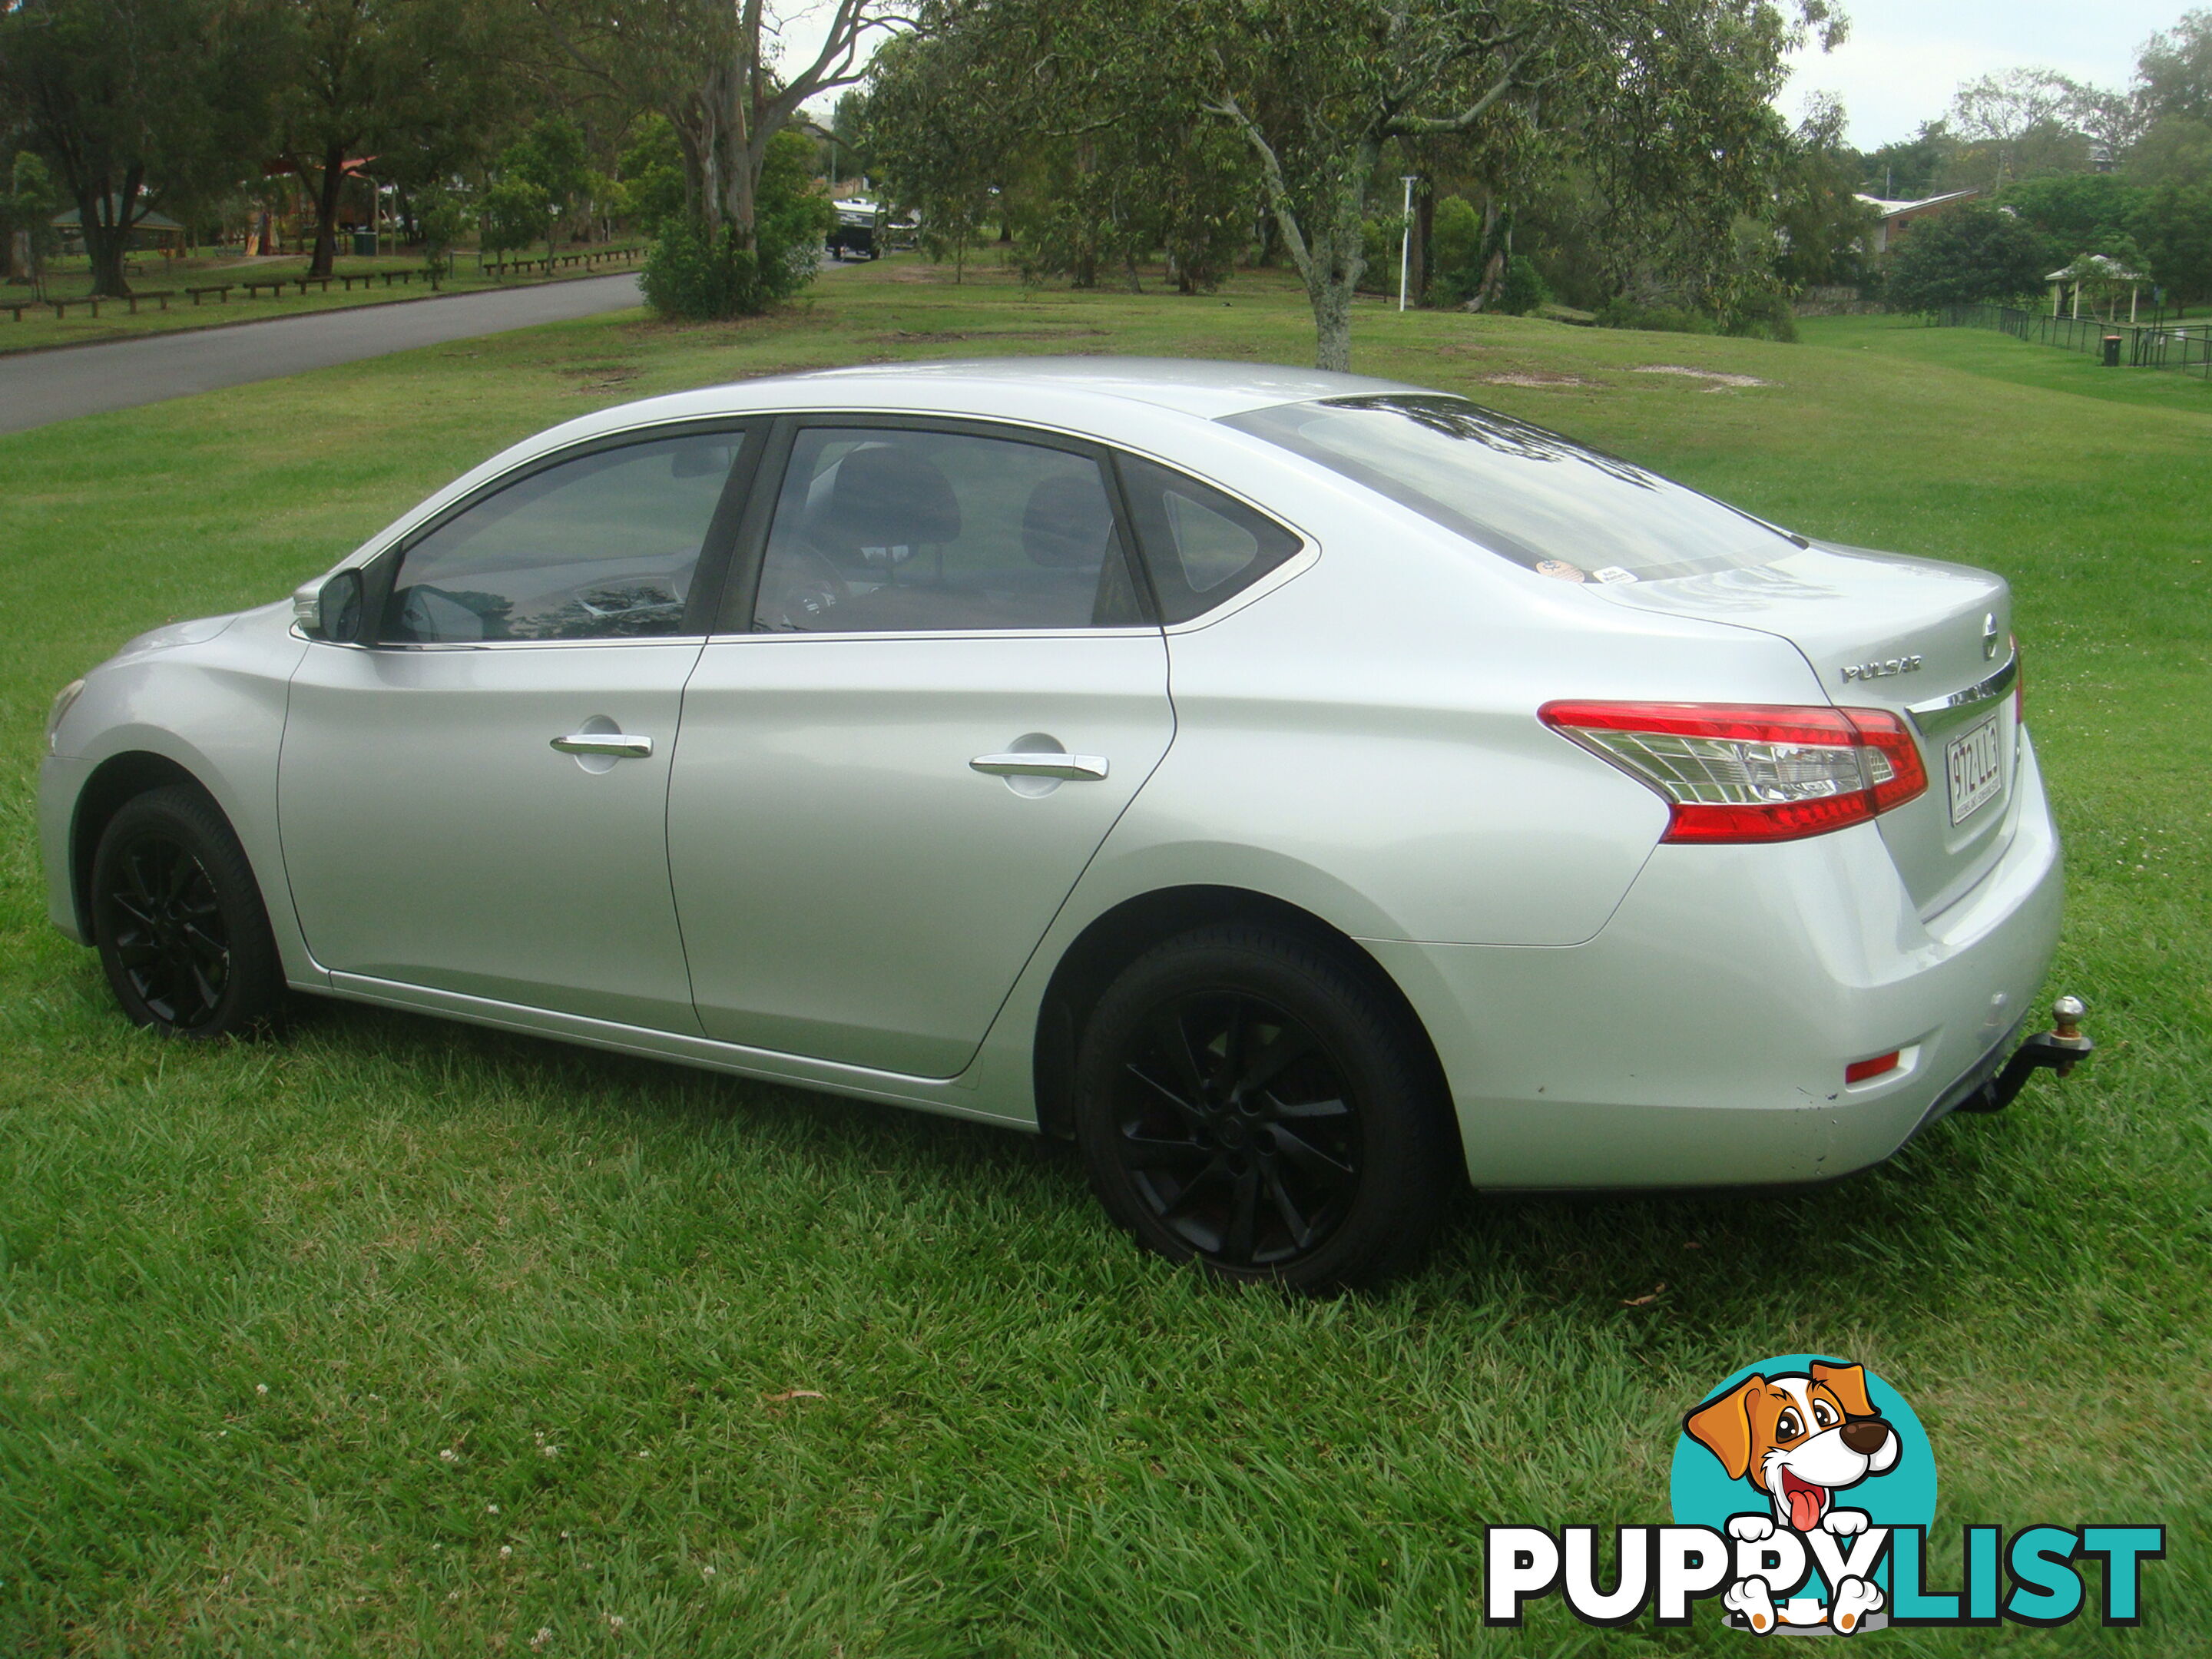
0,248,643,356
1,263,2205,1654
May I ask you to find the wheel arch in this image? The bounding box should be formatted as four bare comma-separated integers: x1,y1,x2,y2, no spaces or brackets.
68,750,218,939
1030,884,1455,1147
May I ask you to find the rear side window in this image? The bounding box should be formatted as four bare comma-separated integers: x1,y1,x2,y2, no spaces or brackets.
1221,396,1793,584
386,431,743,642
750,426,1147,634
1115,456,1301,624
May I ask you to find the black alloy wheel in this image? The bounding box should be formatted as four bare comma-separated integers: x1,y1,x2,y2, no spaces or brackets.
91,785,284,1038
107,832,228,1025
1074,925,1456,1292
1112,988,1361,1269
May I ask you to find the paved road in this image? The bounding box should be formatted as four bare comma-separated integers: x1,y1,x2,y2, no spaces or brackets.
0,273,645,437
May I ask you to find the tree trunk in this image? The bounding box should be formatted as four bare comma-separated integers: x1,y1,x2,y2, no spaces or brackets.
309,142,346,277
1411,184,1433,306
78,174,141,298
1310,274,1354,372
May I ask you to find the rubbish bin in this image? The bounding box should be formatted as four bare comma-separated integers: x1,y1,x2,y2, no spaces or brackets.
352,230,379,258
2102,334,2122,366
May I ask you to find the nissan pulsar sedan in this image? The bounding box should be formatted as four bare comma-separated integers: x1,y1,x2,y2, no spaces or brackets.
40,359,2068,1290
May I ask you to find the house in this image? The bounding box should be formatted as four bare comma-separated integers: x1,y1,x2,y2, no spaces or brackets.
1853,189,1979,255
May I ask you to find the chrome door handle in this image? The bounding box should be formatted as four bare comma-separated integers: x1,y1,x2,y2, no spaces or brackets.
970,751,1110,781
551,732,654,759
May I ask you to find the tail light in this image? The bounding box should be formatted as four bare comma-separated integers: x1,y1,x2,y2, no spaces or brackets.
1540,700,1928,844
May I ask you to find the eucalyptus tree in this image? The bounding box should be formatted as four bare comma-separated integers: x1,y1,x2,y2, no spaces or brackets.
1189,0,1842,369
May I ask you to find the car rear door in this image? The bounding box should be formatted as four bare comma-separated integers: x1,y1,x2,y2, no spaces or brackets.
665,416,1172,1078
280,423,758,1031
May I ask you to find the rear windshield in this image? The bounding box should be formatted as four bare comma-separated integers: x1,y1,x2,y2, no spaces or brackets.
1220,395,1794,584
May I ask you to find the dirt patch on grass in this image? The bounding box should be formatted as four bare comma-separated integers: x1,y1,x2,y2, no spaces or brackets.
1632,363,1773,389
868,328,1112,343
1482,372,1606,389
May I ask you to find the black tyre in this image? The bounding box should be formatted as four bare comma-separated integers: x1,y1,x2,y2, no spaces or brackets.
1073,925,1457,1292
91,784,285,1038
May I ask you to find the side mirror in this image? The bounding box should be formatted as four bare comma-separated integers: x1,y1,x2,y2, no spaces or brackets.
295,568,365,643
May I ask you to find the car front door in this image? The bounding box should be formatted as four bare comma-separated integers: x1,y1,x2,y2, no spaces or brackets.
665,418,1174,1078
280,424,757,1031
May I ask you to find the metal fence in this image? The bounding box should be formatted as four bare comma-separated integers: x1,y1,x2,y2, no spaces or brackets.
1936,303,2212,379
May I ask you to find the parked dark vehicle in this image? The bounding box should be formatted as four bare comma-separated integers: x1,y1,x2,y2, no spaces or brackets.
827,199,880,261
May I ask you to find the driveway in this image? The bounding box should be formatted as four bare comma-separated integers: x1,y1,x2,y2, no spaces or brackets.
0,274,647,437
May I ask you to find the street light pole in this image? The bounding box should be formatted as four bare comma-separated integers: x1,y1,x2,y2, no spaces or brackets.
1398,175,1417,312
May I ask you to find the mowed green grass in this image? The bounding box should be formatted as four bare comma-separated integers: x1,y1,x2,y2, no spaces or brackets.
0,263,2206,1654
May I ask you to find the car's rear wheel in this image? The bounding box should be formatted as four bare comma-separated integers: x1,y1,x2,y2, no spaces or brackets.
91,785,284,1038
1072,925,1456,1292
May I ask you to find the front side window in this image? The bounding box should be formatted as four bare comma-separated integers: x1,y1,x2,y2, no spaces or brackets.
750,427,1147,634
1222,396,1793,584
386,431,743,643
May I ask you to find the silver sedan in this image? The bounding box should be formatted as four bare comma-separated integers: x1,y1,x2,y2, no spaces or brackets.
38,359,2068,1290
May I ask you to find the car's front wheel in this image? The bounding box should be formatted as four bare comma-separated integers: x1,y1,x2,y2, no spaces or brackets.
91,784,285,1038
1073,925,1456,1292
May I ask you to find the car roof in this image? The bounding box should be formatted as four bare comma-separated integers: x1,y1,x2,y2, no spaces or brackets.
561,356,1428,436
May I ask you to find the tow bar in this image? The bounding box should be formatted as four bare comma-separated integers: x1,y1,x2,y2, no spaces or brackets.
1958,995,2093,1114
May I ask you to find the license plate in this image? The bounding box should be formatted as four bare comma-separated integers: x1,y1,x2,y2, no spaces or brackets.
1945,715,2005,825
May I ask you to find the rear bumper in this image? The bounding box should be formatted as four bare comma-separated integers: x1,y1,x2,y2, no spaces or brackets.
1368,731,2065,1188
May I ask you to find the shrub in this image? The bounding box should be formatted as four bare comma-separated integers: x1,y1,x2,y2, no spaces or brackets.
1888,202,2054,313
640,130,834,320
1594,299,1716,335
1497,254,1549,316
1429,194,1485,305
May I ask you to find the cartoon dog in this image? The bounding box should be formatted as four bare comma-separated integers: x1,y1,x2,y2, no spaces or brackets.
1684,1361,1899,1635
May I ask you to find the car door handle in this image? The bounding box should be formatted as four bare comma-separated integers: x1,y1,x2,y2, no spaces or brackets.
551,732,654,759
969,751,1110,781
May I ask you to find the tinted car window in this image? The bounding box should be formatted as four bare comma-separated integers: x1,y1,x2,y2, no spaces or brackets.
386,431,742,643
1222,395,1791,584
751,427,1146,634
1115,456,1302,624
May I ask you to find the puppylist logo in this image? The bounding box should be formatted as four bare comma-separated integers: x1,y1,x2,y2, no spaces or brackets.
1485,1355,2165,1634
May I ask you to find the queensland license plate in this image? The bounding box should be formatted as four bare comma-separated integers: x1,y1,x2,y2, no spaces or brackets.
1945,715,2004,824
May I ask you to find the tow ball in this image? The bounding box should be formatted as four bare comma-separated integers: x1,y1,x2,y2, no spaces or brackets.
1959,995,2094,1114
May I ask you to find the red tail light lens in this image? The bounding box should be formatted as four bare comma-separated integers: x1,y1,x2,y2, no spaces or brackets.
1539,700,1929,844
1845,1051,1901,1084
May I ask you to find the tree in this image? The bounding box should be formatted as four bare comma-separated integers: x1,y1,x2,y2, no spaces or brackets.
271,0,504,278
1856,121,1959,200
2137,9,2212,126
862,29,1008,282
2,151,62,293
2125,115,2212,188
2000,173,2147,256
2131,179,2212,303
502,115,590,256
616,114,688,234
1948,68,2099,190
0,0,266,296
414,180,469,286
478,177,550,265
1887,200,2053,313
538,0,906,268
1770,94,1876,289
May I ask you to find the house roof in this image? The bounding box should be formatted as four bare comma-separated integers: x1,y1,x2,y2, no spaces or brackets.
2047,253,2147,283
1853,189,1978,220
